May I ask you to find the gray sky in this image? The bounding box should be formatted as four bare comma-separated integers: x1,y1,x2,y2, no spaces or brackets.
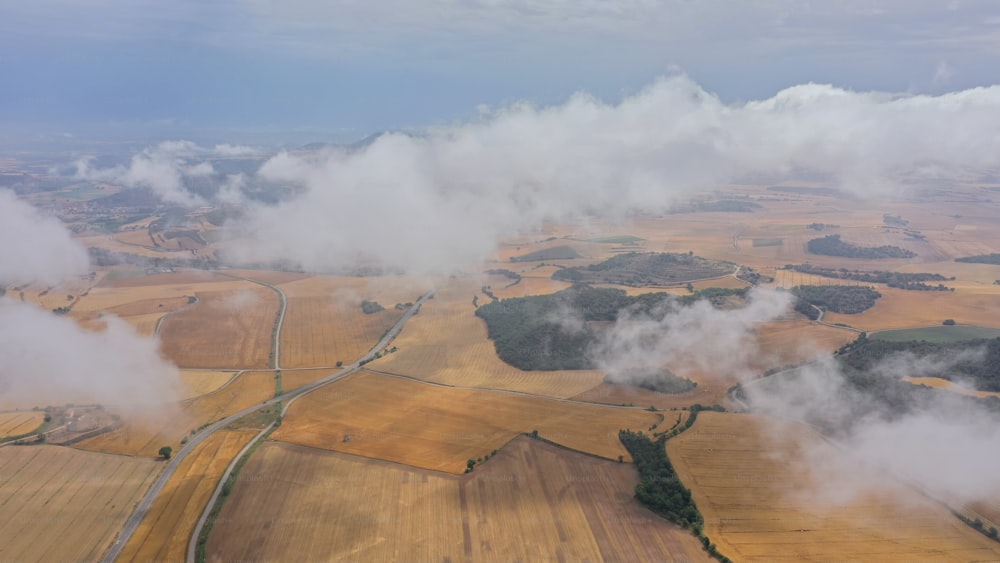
3,0,1000,144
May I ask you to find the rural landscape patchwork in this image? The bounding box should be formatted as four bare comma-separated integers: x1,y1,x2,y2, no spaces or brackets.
6,3,1000,562
4,141,1000,562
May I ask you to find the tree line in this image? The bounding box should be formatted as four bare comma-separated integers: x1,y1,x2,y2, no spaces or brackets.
807,234,916,259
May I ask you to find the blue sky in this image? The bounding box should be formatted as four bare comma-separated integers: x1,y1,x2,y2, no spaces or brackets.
3,1,1000,144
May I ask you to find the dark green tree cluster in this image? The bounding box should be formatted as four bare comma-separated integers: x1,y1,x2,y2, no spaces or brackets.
618,430,702,528
956,253,1000,265
807,234,916,259
510,245,581,262
792,285,882,314
360,300,384,314
784,264,953,291
667,199,761,213
552,252,732,286
839,336,1000,392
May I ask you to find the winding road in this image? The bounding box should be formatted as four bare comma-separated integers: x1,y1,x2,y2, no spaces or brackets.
102,280,434,563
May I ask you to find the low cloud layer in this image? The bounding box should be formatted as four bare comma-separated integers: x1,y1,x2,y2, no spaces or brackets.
593,287,793,382
0,299,181,410
78,76,1000,273
0,189,89,285
75,141,259,207
749,353,1000,505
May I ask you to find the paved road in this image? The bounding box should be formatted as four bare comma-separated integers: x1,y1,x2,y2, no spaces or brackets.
103,286,434,563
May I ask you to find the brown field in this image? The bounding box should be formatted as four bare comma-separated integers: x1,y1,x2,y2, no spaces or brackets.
0,411,45,437
114,228,157,248
823,285,1000,330
77,371,276,458
667,411,1000,561
221,269,311,285
206,437,708,562
0,446,160,562
12,275,101,311
277,275,424,368
117,429,259,563
177,370,239,401
374,277,607,398
271,371,659,473
486,275,573,299
754,319,857,366
159,287,279,368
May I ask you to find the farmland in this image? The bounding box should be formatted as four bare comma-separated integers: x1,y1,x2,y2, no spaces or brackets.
0,446,160,562
374,277,607,398
667,411,1000,561
277,275,422,368
0,411,45,438
115,429,259,563
206,438,708,562
158,286,279,368
271,370,660,473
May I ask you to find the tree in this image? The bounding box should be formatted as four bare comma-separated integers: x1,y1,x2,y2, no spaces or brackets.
159,446,173,459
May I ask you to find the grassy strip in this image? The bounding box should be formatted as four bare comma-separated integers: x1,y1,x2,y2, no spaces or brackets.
194,423,279,562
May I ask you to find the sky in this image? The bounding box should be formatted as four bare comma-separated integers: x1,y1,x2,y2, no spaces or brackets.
3,0,1000,144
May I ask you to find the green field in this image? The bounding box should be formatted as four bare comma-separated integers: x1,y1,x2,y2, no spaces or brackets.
871,325,1000,343
751,238,783,247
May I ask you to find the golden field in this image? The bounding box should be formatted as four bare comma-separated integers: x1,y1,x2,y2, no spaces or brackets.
0,446,160,562
271,370,659,473
206,437,708,562
667,411,1000,561
158,286,279,368
177,370,239,401
276,275,422,368
823,284,1000,330
374,277,607,399
0,411,45,437
116,429,258,563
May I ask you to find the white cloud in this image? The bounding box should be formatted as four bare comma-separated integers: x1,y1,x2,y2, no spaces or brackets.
224,76,1000,273
0,298,181,411
0,189,89,285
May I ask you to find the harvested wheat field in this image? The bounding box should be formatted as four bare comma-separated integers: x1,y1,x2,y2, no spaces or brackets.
0,446,160,562
77,371,276,457
373,277,606,398
903,376,1000,399
571,381,727,410
754,320,857,367
486,275,572,299
159,287,279,368
117,429,258,563
177,370,239,400
206,437,708,562
271,371,659,473
823,285,1000,331
0,411,44,437
277,275,423,368
666,411,1000,561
